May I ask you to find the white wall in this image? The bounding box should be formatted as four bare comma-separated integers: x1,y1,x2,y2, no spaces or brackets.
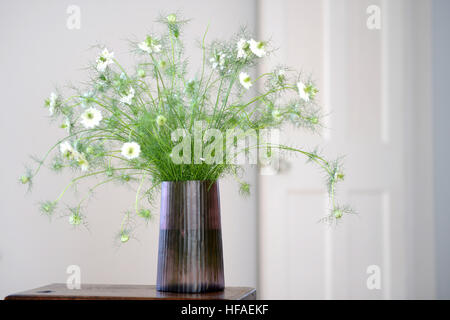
0,0,258,299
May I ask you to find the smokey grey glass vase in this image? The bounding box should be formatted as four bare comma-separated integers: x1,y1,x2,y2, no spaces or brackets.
156,180,225,293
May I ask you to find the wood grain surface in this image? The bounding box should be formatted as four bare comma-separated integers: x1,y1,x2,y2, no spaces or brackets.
5,283,256,300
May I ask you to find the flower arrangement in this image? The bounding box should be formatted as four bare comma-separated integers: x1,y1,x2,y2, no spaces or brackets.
21,14,352,242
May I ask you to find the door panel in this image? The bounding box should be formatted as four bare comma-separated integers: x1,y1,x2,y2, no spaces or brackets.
286,191,327,299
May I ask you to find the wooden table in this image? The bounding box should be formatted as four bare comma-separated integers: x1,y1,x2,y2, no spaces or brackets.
5,283,256,300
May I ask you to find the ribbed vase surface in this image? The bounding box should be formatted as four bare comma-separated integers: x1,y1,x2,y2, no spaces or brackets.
156,180,225,293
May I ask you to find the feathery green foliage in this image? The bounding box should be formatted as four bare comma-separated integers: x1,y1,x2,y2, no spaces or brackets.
21,13,352,240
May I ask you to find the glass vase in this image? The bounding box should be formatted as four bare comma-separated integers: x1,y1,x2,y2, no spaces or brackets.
156,180,225,293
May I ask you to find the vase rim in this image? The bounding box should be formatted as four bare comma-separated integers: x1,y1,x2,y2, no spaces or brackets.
161,179,218,183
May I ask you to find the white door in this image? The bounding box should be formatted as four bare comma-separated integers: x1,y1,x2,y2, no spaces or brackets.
258,0,434,299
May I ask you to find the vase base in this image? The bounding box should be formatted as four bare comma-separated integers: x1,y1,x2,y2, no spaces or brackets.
156,284,225,294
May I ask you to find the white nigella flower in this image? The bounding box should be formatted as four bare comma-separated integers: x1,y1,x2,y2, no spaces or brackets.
239,72,252,90
277,69,286,83
152,42,162,53
77,153,89,171
48,92,58,116
121,142,141,160
272,110,282,121
60,141,76,160
210,51,226,70
138,36,162,54
81,107,102,129
297,81,310,102
120,86,135,105
237,39,250,59
249,39,266,57
96,48,114,72
60,141,88,170
138,41,151,53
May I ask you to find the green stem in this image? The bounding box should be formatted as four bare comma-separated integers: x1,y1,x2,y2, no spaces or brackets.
54,168,138,204
199,24,210,89
135,173,147,214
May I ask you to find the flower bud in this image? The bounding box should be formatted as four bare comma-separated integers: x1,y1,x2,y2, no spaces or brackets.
20,175,30,184
156,115,167,127
167,14,177,23
139,209,151,219
309,117,319,124
137,69,146,78
69,214,82,225
334,209,343,219
120,232,130,243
